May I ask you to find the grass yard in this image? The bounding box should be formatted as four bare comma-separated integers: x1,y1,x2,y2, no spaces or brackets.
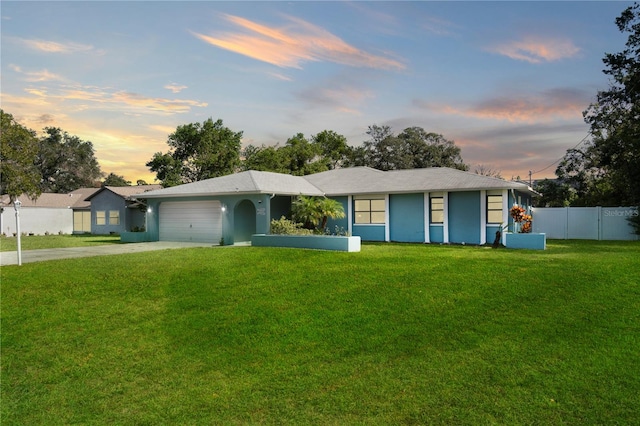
1,240,639,424
0,234,121,252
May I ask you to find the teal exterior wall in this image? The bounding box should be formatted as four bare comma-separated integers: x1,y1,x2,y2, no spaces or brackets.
389,193,424,242
486,224,502,244
146,193,275,245
353,224,386,241
234,200,256,242
448,191,481,244
325,196,349,234
429,226,444,243
270,195,292,221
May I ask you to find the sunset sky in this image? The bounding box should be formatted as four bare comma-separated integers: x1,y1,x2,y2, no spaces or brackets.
1,1,632,184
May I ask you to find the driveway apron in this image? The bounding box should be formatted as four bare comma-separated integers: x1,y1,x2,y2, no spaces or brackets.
0,242,215,266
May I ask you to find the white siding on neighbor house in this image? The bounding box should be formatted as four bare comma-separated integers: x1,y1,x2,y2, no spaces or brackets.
2,207,73,235
159,200,222,243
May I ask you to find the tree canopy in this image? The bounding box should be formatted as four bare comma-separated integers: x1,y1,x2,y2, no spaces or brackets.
147,118,243,187
354,125,468,171
550,3,640,207
103,172,131,187
36,127,102,193
0,110,41,200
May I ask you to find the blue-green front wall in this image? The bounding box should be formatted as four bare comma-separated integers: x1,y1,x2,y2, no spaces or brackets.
390,194,424,242
448,191,481,244
146,190,532,245
327,189,532,244
146,194,292,245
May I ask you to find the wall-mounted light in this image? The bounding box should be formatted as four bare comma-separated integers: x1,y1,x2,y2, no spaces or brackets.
221,205,227,212
147,207,152,213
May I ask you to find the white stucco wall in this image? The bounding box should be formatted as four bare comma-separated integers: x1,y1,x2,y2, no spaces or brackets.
1,207,73,236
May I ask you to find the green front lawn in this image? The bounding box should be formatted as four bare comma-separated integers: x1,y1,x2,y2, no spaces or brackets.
0,234,121,252
2,241,639,424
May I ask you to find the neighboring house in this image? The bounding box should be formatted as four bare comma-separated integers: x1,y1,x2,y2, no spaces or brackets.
85,185,161,235
137,167,536,245
0,190,98,236
69,187,101,233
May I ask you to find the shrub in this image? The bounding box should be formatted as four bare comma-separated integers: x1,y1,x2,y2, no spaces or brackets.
270,216,312,235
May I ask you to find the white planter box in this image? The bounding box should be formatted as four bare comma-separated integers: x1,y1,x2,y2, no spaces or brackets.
251,234,361,252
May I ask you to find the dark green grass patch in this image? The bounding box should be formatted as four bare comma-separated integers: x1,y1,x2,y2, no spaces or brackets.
0,234,120,252
2,241,639,424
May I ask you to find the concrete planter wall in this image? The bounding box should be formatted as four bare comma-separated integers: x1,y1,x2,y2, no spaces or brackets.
121,232,152,243
251,234,361,252
505,233,546,250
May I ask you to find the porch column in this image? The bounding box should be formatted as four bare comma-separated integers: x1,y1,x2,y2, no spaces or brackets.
502,189,509,245
424,192,430,243
443,192,449,243
480,190,487,245
384,194,390,242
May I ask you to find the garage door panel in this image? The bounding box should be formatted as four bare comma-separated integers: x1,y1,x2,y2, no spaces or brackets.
159,201,221,243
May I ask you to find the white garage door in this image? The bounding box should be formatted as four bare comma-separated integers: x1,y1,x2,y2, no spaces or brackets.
159,201,222,243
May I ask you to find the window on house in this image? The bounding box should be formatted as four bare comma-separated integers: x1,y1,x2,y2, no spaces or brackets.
96,211,106,225
109,210,120,225
430,196,444,224
487,194,503,223
354,195,385,224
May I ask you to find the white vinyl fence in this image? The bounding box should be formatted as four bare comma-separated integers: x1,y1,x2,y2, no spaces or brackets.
531,207,639,240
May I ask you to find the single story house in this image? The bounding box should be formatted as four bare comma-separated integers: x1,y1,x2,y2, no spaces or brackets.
0,189,98,236
70,187,101,233
137,167,536,245
85,185,161,235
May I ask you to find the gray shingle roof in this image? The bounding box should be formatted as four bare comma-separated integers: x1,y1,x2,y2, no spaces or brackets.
0,191,95,209
140,171,324,198
85,185,162,201
138,167,535,199
306,167,533,195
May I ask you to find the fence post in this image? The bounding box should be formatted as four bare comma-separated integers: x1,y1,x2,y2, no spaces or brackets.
597,206,602,240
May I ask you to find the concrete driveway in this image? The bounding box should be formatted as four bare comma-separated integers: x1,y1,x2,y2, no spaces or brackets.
0,241,217,266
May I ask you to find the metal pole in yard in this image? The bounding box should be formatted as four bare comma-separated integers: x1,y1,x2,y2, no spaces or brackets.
14,199,22,266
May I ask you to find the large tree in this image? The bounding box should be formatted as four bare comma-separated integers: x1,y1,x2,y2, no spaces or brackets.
312,130,351,170
147,118,242,186
357,125,467,171
0,110,41,200
103,172,131,187
36,127,102,193
578,2,640,206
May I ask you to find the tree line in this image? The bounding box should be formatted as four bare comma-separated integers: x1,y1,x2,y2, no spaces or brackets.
534,2,640,214
1,109,468,200
146,120,468,187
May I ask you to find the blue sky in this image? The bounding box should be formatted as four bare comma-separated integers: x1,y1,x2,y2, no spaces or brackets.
1,1,632,183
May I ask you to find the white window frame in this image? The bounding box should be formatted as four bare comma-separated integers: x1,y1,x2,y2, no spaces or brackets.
96,210,106,225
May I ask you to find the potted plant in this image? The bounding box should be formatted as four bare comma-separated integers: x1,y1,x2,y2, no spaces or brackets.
505,205,546,250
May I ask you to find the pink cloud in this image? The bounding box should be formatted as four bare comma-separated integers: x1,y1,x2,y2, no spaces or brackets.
18,37,96,54
193,14,405,70
488,36,580,63
416,88,587,123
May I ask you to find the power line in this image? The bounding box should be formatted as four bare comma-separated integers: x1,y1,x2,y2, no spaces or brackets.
530,133,591,176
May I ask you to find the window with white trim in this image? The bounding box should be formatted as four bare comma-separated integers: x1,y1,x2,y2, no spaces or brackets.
430,196,444,224
354,195,385,224
109,210,120,225
487,194,503,223
96,210,106,225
